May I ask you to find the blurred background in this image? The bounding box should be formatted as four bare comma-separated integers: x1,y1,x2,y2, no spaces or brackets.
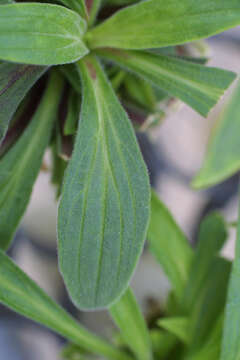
1,27,240,360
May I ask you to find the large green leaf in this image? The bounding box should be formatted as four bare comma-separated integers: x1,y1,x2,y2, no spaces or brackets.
193,80,240,189
183,213,228,312
98,49,236,117
221,198,240,360
86,0,240,49
0,250,131,360
0,71,63,250
148,190,193,301
0,3,88,65
0,62,46,144
110,288,152,360
58,56,150,310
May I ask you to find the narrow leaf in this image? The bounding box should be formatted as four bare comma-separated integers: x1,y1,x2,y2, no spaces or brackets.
64,89,81,136
150,329,177,359
86,0,240,49
98,49,236,117
60,64,82,94
0,71,64,250
0,3,88,65
0,251,131,360
193,80,240,189
157,317,189,344
148,190,193,300
187,316,223,360
0,62,46,144
58,0,88,19
110,288,152,360
58,56,150,310
221,197,240,360
189,257,231,349
183,213,228,312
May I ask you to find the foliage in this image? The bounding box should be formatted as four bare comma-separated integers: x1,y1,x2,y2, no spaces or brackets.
0,0,240,358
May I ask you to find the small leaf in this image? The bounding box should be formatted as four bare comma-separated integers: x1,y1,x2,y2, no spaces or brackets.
60,64,82,94
150,329,177,359
98,49,236,117
0,251,131,360
0,71,64,250
0,62,47,144
64,88,81,136
157,317,189,344
148,190,193,301
193,80,240,189
183,213,228,312
58,56,150,310
110,288,152,360
86,0,240,49
0,3,88,65
221,196,240,360
189,257,231,350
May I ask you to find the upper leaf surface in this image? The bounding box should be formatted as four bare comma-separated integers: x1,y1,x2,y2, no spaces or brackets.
86,0,240,49
193,80,240,189
0,71,63,250
0,62,46,144
98,49,236,117
0,3,88,65
58,56,150,310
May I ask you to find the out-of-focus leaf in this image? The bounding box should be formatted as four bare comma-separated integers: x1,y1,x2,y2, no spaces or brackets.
186,316,223,360
58,56,150,310
64,89,81,136
87,0,240,49
0,3,88,65
150,329,178,359
60,64,82,94
189,257,231,349
0,71,64,250
221,197,240,360
98,49,236,117
157,317,189,345
110,288,152,360
193,80,240,189
0,251,131,360
0,62,47,144
148,190,193,300
183,213,228,312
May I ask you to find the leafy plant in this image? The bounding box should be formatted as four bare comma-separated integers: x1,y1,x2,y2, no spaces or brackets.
1,0,240,358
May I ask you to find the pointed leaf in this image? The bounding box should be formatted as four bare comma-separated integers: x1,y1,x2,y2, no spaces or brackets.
98,49,236,117
189,257,231,349
0,62,47,144
148,190,193,300
110,288,152,360
58,56,150,310
193,80,240,189
221,197,240,360
0,71,64,250
157,317,189,344
183,213,228,312
0,251,131,360
0,3,88,65
86,0,240,49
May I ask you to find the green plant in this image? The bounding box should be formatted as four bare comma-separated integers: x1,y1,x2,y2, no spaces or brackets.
1,0,240,358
